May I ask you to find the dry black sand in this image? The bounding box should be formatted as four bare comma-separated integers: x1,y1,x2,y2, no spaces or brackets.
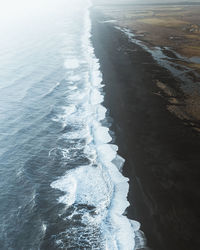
91,10,200,250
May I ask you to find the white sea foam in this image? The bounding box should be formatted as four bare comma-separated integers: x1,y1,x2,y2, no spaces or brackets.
51,165,111,211
62,128,91,140
48,81,60,93
67,75,81,81
113,154,125,172
42,82,60,98
64,59,79,69
100,20,117,24
67,85,77,90
51,174,77,206
52,105,77,127
41,223,47,233
50,0,142,249
62,105,76,116
97,105,107,121
90,88,104,105
97,144,117,163
93,125,112,144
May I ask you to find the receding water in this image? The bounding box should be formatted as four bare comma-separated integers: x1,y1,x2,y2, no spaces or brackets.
190,56,200,64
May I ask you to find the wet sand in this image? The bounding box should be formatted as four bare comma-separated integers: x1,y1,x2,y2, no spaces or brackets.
91,10,200,250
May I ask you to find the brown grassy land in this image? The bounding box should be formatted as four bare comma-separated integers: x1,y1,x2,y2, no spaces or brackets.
93,3,200,129
94,4,200,72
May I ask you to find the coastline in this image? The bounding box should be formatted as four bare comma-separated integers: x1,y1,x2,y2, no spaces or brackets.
93,2,200,128
91,10,200,250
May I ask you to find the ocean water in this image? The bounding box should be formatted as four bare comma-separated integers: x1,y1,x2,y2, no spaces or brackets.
0,1,140,249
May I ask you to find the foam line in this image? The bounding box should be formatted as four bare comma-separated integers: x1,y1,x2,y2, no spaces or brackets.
50,1,142,249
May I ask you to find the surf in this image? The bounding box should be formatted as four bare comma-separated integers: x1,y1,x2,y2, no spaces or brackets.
50,0,141,249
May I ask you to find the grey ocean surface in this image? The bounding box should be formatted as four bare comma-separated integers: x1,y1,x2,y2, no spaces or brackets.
0,1,139,249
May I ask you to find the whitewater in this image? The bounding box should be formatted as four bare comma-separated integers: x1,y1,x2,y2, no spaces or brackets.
50,1,141,249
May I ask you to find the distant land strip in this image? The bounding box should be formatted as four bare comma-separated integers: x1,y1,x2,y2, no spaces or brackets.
95,2,200,6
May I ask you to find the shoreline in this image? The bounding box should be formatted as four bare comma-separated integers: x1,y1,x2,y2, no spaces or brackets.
91,10,200,250
93,2,200,77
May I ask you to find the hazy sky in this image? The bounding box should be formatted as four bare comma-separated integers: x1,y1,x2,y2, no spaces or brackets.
133,0,200,2
93,0,200,3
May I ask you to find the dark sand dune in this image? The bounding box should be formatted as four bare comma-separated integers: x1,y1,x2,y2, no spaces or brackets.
91,11,200,250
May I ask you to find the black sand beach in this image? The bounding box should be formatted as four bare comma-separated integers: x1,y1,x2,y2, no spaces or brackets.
91,11,200,250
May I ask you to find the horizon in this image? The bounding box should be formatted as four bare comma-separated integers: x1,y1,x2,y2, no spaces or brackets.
93,0,200,4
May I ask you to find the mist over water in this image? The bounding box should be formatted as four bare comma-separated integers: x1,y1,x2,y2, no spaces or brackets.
0,0,140,249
